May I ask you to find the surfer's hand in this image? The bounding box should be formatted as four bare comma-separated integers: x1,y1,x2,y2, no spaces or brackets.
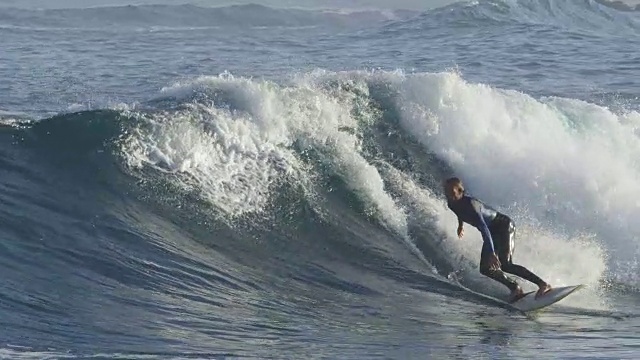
457,226,464,239
488,253,501,271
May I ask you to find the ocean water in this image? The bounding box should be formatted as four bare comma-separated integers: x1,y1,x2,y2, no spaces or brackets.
0,0,639,358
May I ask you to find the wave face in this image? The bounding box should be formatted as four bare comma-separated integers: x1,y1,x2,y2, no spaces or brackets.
131,70,635,287
3,69,640,356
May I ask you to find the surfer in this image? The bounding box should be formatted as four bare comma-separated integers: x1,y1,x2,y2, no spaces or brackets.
444,177,552,302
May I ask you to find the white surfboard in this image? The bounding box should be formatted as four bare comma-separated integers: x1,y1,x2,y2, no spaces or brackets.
510,285,585,312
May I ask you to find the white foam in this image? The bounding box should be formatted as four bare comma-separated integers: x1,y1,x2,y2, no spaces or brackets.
292,71,410,237
120,101,297,218
121,73,409,239
394,70,639,290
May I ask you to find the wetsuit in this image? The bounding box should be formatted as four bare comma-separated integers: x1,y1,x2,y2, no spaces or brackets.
447,195,544,291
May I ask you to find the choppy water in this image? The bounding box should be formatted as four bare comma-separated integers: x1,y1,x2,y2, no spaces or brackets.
1,0,640,358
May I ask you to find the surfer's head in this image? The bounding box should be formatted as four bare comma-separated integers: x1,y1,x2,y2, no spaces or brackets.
444,177,464,201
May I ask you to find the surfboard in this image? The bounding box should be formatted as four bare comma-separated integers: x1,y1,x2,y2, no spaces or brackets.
509,285,585,312
447,272,584,313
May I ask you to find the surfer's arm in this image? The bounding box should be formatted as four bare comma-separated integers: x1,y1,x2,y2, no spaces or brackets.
477,215,495,254
456,217,464,238
471,199,495,254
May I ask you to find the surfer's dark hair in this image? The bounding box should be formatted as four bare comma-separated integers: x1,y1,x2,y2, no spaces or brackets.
444,177,464,193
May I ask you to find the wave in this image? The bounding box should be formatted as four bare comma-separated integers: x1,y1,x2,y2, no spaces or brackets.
5,69,640,352
6,69,640,356
0,3,419,31
379,0,640,36
18,69,640,289
126,70,638,295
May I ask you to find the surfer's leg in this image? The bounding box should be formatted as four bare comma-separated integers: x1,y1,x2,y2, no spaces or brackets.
501,262,551,298
496,219,552,297
479,242,519,292
501,263,545,286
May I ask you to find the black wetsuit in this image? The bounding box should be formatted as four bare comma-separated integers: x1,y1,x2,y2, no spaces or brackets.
447,195,544,291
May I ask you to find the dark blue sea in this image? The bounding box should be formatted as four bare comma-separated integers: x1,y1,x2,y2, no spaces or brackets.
1,0,640,358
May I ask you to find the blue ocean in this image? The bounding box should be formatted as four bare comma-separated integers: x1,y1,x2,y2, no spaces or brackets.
1,0,639,358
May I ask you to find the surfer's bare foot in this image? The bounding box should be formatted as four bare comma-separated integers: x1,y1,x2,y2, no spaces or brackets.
535,283,552,299
508,286,524,303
